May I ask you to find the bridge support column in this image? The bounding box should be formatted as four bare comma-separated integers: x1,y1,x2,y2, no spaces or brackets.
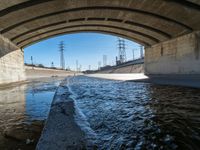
0,35,26,85
145,31,200,75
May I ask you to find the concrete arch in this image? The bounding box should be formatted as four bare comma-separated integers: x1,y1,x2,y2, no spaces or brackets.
0,0,199,48
18,27,153,48
16,24,160,46
11,19,171,42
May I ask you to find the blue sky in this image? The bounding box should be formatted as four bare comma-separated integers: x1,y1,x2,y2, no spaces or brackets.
24,33,142,71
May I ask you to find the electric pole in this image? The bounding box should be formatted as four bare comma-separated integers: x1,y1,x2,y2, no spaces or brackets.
103,55,107,67
88,65,91,71
51,62,54,68
31,56,33,66
76,60,79,72
98,61,101,70
132,49,135,60
59,41,65,70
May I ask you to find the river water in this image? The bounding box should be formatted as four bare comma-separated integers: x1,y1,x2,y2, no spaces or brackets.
0,78,63,150
0,76,200,150
67,76,200,150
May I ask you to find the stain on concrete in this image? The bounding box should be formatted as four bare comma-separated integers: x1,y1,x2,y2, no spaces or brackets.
194,33,200,60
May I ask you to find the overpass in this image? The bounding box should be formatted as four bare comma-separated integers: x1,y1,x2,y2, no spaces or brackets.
0,0,200,84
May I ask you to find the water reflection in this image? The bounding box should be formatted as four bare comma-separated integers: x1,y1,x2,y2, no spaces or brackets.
1,75,200,150
0,85,27,128
148,85,200,150
0,78,63,150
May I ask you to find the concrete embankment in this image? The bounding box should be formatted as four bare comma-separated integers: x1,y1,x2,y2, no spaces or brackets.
98,64,144,74
36,78,87,150
25,66,76,79
0,66,77,87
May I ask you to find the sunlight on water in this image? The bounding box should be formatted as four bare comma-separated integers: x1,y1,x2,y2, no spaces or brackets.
68,76,200,150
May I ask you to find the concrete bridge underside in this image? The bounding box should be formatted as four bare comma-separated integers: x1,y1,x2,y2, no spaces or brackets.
0,0,200,84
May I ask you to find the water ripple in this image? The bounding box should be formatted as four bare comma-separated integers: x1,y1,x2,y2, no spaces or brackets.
68,76,200,150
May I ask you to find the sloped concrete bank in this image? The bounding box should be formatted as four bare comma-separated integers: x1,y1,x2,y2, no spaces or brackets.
36,78,88,150
98,64,144,74
25,66,76,79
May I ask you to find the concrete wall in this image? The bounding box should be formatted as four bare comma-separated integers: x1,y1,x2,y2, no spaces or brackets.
113,64,144,73
98,64,144,74
145,31,200,74
25,66,76,79
0,49,26,84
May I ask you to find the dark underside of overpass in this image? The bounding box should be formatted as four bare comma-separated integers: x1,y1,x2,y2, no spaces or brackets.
0,0,199,48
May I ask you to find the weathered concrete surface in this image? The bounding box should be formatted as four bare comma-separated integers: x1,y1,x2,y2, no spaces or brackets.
98,64,144,74
37,79,87,150
0,34,26,85
0,49,26,85
137,75,200,88
0,34,19,57
25,66,77,79
113,64,144,73
145,31,200,74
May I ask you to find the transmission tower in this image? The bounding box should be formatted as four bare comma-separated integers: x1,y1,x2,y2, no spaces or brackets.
59,41,65,70
103,55,107,67
118,38,126,64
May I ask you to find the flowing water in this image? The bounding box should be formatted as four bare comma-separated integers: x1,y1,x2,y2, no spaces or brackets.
67,76,200,150
0,78,63,150
0,76,200,150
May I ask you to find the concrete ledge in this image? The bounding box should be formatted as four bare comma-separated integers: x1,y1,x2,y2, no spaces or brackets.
130,74,200,88
0,80,29,90
36,79,87,150
85,73,200,88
